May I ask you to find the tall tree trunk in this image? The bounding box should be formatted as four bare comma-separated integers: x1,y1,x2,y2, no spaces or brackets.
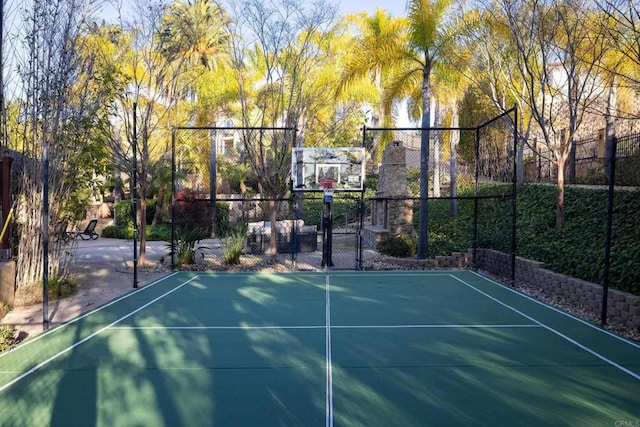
449,112,459,217
139,182,148,266
268,196,278,263
555,153,567,230
417,66,432,259
433,101,441,198
152,188,165,226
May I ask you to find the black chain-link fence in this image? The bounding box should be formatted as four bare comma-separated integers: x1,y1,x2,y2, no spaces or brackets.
169,111,518,274
524,131,640,186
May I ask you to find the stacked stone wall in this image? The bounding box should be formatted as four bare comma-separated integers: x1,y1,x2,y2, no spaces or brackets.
476,248,640,331
365,251,472,270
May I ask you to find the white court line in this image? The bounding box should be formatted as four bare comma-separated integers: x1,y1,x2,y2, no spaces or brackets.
325,274,334,427
327,272,455,279
331,324,541,329
110,325,325,330
0,272,181,359
109,324,540,331
451,274,640,382
0,275,200,392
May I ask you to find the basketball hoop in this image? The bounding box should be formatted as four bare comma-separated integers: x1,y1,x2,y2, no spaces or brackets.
318,178,337,203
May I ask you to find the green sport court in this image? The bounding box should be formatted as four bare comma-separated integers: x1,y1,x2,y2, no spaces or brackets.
0,271,638,426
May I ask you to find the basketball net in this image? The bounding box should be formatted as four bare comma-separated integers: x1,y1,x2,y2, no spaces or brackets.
318,179,337,202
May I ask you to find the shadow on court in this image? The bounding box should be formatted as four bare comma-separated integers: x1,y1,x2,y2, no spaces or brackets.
0,271,638,426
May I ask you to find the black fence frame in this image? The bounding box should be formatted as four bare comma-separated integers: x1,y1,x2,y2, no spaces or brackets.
362,107,518,282
168,109,517,281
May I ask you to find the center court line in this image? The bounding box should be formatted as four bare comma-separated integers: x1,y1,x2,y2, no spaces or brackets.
0,275,200,392
451,274,640,382
325,274,334,427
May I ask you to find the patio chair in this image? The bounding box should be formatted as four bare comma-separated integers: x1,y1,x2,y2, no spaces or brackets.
53,221,72,243
72,219,99,240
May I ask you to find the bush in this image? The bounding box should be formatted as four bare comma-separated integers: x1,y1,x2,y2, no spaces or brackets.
222,226,247,265
147,223,172,241
101,224,126,238
616,156,640,186
101,224,172,241
0,325,16,352
169,227,209,266
170,192,231,236
113,199,157,227
302,194,361,229
48,275,78,299
378,234,417,257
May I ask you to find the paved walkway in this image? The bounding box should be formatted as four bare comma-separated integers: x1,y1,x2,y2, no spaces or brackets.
1,238,169,339
1,231,366,341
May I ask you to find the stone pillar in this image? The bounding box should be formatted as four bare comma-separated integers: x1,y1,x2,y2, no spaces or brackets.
374,141,414,237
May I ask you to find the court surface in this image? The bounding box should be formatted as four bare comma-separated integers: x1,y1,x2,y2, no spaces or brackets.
0,270,638,426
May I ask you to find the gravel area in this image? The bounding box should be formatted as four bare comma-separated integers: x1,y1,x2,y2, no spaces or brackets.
509,278,640,343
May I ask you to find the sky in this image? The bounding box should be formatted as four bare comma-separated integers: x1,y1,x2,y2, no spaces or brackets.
335,0,408,17
98,1,409,25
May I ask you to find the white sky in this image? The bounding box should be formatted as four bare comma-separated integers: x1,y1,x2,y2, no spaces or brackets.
334,0,408,16
99,0,409,23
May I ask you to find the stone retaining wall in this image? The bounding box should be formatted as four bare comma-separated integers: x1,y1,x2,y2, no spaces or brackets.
476,249,640,331
365,251,472,270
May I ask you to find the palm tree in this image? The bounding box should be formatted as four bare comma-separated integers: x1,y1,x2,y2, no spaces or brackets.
340,0,455,258
338,9,408,160
160,0,233,238
161,0,231,71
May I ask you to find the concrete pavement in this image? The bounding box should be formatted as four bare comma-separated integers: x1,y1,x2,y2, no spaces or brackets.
1,237,169,340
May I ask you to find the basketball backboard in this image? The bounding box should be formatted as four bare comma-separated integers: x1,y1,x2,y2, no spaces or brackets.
291,147,366,191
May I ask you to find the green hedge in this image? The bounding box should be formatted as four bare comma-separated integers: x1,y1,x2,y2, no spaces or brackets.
422,184,640,295
112,199,230,236
102,223,172,241
514,185,640,295
113,200,157,227
302,193,363,229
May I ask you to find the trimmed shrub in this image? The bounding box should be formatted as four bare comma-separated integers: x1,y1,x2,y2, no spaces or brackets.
379,234,417,257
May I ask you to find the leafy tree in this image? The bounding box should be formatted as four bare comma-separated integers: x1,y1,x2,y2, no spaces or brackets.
337,0,456,258
161,0,233,234
9,0,111,292
227,0,337,260
100,0,231,265
598,0,640,92
161,0,231,71
455,5,534,185
597,0,640,143
501,0,611,229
